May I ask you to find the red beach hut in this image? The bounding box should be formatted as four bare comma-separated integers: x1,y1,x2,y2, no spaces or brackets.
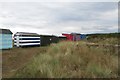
62,33,73,41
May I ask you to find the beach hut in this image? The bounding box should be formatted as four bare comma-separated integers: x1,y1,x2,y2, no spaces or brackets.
80,34,86,39
71,33,81,41
62,33,73,41
0,29,13,49
62,33,81,41
14,32,40,47
40,35,59,46
58,36,67,41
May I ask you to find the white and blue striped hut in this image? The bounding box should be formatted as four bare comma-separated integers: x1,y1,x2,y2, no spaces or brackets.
14,32,40,47
0,29,13,49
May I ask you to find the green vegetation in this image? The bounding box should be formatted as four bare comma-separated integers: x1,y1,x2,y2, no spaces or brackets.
13,41,118,78
2,33,119,78
87,37,118,45
86,33,119,45
87,33,119,38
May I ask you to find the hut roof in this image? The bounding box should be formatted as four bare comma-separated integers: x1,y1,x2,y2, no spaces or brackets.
40,35,57,37
15,32,39,36
59,35,66,38
71,33,81,35
0,29,13,34
62,33,81,35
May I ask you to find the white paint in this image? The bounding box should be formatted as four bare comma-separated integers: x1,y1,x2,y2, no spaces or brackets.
14,40,40,42
14,36,40,39
14,43,40,46
16,36,19,47
14,35,41,47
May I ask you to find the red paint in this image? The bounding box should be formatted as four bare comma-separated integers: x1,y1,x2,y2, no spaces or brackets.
62,33,73,41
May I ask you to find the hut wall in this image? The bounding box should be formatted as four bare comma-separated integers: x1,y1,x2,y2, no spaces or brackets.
51,36,59,43
76,35,81,41
40,36,51,46
80,34,86,39
40,36,59,46
14,35,40,47
62,34,73,41
0,34,12,49
58,36,67,41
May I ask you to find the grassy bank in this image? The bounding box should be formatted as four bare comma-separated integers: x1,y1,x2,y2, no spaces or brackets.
14,41,118,78
87,37,119,45
86,33,119,45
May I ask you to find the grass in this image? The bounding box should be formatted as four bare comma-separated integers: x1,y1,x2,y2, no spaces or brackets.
2,46,48,78
13,41,118,78
87,37,119,45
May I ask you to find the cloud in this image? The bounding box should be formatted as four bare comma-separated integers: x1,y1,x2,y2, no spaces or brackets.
0,2,118,35
0,0,119,2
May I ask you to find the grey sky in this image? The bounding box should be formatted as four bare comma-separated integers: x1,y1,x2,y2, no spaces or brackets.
0,2,118,36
